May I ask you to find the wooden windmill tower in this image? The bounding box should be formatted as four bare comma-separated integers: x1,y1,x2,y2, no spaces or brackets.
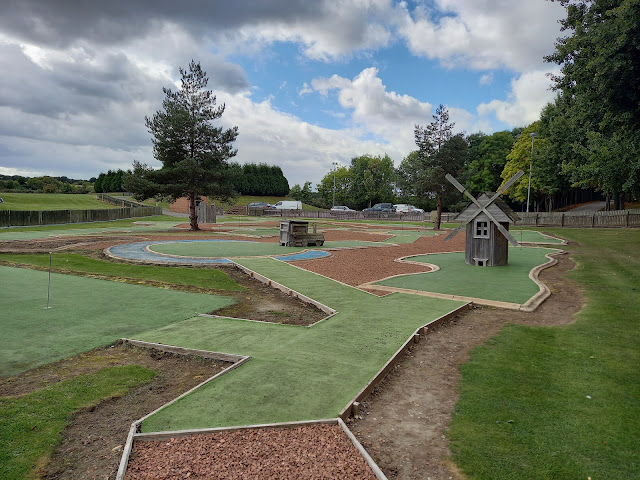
444,170,524,267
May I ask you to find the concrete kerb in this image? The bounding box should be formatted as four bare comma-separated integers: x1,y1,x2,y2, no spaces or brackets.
339,302,472,421
520,249,566,312
116,339,251,480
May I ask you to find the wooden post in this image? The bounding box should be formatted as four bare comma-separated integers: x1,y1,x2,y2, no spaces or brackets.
592,213,595,228
560,212,565,227
626,210,630,227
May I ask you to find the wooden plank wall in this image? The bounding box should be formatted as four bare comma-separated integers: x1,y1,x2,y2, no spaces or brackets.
514,209,640,228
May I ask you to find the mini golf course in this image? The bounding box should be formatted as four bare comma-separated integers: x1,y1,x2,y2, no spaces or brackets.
0,220,569,478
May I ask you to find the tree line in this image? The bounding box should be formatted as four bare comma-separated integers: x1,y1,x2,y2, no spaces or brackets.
0,174,93,194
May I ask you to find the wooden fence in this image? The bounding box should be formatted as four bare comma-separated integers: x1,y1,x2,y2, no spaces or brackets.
260,209,426,222
0,205,162,227
513,209,640,228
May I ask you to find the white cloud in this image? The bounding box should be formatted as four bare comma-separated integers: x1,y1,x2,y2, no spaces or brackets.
479,72,494,86
298,82,313,96
477,69,558,126
393,0,565,71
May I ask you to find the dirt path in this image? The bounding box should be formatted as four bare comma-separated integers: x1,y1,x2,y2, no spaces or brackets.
347,251,583,480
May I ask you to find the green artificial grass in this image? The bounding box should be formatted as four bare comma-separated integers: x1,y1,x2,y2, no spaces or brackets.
0,253,244,292
376,247,556,304
148,240,385,257
0,266,235,376
0,365,155,480
137,258,466,432
0,216,180,240
511,228,565,244
448,228,640,479
0,193,119,211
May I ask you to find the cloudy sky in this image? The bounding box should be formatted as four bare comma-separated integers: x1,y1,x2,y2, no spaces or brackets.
0,0,565,187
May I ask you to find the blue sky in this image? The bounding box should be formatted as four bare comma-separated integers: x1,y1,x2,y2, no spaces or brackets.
0,0,566,187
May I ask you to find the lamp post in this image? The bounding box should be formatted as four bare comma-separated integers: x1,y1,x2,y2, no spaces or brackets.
332,161,338,207
527,132,537,213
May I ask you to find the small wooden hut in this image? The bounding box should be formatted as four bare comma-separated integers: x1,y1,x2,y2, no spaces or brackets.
454,193,520,266
279,221,325,247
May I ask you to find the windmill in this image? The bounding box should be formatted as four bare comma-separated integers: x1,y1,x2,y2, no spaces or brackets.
444,170,524,266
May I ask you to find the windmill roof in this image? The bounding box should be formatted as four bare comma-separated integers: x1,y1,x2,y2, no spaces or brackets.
454,192,521,223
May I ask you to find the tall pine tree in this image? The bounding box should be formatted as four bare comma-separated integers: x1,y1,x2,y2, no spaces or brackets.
126,61,238,230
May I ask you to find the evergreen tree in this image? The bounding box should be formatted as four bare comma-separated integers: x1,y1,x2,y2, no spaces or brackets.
126,61,238,230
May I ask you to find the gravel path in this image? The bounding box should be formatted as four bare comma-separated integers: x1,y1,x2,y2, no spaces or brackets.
291,231,466,287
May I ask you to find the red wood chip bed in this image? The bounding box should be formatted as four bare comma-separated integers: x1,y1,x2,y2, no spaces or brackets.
125,424,378,480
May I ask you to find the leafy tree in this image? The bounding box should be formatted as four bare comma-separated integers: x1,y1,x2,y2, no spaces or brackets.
317,165,352,207
464,131,515,195
545,0,640,207
413,105,466,229
349,154,395,209
126,61,238,230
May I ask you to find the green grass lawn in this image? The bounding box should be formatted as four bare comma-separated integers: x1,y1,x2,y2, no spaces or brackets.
0,253,244,291
376,247,556,304
0,193,118,211
0,365,155,480
135,258,465,432
448,228,640,479
0,266,235,376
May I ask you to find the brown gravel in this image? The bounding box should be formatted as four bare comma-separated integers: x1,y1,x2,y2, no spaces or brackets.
293,231,466,287
125,424,378,480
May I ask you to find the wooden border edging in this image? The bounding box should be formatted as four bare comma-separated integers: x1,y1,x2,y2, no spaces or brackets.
115,340,250,480
230,260,337,316
339,302,472,421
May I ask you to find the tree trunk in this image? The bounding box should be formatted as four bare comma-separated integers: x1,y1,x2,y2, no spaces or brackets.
189,192,200,231
435,192,442,230
613,192,621,211
618,192,625,211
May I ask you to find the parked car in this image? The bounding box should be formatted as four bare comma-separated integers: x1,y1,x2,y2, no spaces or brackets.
330,205,355,213
363,203,395,213
248,202,275,210
274,200,302,210
394,204,424,214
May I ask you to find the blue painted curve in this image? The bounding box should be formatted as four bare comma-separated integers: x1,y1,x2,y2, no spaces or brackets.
273,250,331,261
108,239,331,264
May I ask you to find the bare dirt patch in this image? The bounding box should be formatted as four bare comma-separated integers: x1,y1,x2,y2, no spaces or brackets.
214,265,327,325
347,251,583,480
125,424,378,480
0,342,231,480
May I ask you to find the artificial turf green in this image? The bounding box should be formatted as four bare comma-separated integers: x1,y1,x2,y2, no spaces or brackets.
376,247,557,304
138,258,466,432
148,240,384,257
0,216,179,240
0,253,244,291
511,228,565,244
0,266,235,376
448,228,640,479
0,365,155,480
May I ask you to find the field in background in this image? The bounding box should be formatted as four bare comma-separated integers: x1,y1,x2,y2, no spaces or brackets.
0,193,118,211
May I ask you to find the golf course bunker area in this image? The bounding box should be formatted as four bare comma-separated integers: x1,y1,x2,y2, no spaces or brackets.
125,423,379,480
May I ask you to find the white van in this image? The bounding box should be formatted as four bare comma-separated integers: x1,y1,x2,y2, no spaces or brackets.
274,200,302,210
